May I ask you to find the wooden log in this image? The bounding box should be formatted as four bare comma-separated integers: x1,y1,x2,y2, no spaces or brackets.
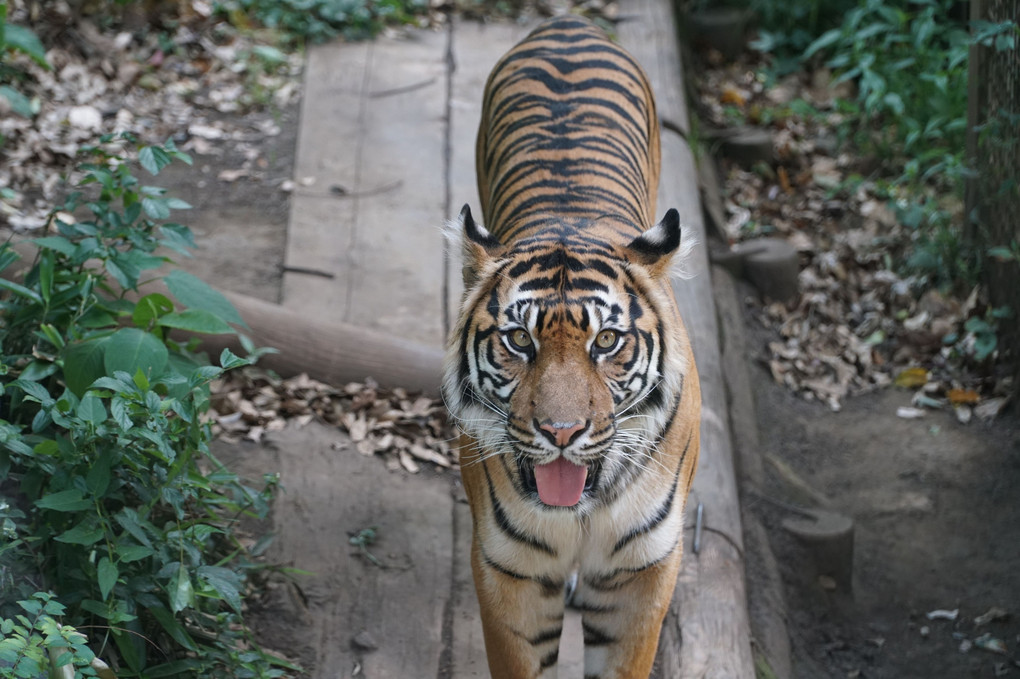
1,241,444,395
206,291,444,395
711,259,794,678
621,1,757,674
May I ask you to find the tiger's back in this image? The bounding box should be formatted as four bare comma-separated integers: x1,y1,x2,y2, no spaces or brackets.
477,16,661,245
445,15,700,679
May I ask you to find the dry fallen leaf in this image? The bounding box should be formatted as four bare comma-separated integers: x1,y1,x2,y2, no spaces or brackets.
946,388,980,406
208,371,457,473
720,85,747,107
894,368,930,389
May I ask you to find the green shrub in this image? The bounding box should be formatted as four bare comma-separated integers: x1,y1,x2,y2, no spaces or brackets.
0,135,290,678
0,2,50,119
749,0,858,73
801,0,1017,183
751,0,1018,291
0,593,98,678
218,0,430,43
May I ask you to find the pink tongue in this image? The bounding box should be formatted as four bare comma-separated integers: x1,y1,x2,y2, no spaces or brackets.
534,457,588,507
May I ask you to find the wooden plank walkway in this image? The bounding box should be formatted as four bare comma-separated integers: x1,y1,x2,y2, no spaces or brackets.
261,2,754,676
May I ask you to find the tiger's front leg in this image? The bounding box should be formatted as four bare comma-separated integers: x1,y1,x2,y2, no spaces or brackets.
470,538,568,679
572,551,684,679
460,439,577,679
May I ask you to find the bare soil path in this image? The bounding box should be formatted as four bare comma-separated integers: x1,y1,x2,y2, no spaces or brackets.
745,322,1020,679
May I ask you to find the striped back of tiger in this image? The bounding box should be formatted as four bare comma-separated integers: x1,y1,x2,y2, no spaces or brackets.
476,16,661,245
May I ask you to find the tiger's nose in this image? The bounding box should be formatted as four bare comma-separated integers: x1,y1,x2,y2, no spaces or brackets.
536,420,589,448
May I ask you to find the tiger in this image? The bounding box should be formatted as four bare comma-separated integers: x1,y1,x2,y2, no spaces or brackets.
443,15,701,679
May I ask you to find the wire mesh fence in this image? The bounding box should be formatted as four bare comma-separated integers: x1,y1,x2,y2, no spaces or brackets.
967,0,1020,378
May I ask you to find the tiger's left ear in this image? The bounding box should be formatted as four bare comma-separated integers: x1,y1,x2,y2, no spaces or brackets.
446,204,505,287
626,209,691,279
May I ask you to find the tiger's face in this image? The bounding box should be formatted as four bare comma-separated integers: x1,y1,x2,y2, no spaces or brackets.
444,206,691,510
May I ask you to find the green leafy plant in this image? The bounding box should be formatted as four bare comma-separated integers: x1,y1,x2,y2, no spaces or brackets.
801,0,1017,183
943,307,1013,363
0,135,291,678
749,0,858,73
0,593,98,678
988,240,1020,265
348,526,382,567
218,0,429,44
781,0,1016,292
0,2,50,118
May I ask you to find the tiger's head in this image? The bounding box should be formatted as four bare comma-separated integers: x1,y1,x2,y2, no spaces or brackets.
443,205,693,511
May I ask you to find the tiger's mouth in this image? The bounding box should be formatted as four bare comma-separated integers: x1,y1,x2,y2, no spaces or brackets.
518,456,603,499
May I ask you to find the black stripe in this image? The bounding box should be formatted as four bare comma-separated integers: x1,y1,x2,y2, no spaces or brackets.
568,600,618,614
528,626,562,646
582,621,616,646
611,465,681,555
539,648,559,670
583,529,683,591
649,376,687,447
566,276,609,293
583,570,637,593
485,465,557,556
480,548,561,597
481,550,529,580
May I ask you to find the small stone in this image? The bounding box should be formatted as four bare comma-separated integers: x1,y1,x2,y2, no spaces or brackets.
975,606,1009,627
955,405,973,424
818,575,837,591
974,632,1009,655
351,630,378,651
920,625,930,638
67,105,103,131
926,608,959,621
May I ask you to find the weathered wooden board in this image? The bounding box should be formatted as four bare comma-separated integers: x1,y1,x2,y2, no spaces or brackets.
623,0,756,672
616,0,692,136
257,423,456,678
647,110,755,679
284,31,449,346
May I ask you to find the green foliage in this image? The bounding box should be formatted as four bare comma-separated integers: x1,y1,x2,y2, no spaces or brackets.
218,0,430,44
0,136,290,678
749,0,858,72
798,0,1016,183
0,2,49,119
0,593,97,679
943,306,1013,363
752,0,1018,291
988,240,1020,265
348,526,382,567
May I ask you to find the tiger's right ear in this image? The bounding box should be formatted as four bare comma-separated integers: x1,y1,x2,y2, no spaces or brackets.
446,204,505,287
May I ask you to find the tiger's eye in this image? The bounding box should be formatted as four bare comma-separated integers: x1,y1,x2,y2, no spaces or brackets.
595,329,618,350
509,328,533,349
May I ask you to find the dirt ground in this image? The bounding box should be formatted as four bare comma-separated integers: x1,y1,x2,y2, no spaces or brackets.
156,104,299,305
152,61,1020,679
744,313,1020,678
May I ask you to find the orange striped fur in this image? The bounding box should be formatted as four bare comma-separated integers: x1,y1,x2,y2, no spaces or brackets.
444,15,700,678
